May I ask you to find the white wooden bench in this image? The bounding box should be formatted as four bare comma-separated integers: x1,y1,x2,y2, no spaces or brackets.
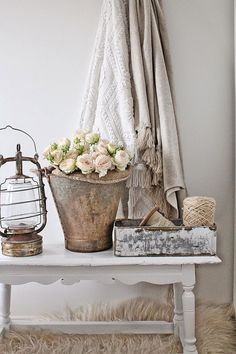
0,243,221,354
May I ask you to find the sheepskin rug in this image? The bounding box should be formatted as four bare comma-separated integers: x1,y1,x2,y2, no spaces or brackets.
0,297,235,354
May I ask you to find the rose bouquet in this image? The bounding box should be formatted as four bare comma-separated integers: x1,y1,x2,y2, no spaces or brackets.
43,130,132,178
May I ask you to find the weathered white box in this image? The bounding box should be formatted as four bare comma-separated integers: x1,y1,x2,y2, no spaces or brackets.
114,219,217,257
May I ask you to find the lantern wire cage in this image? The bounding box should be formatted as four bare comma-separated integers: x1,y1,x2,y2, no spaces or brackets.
0,176,45,232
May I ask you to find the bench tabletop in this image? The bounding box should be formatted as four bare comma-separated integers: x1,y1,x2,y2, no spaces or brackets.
0,243,222,267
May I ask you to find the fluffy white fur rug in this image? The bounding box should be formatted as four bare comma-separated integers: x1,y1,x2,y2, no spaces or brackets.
0,297,235,354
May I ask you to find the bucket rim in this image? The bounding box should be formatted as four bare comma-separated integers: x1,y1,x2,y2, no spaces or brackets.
49,166,132,185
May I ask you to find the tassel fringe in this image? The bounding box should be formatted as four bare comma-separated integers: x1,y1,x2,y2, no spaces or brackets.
126,164,152,188
128,183,174,219
127,162,162,190
137,127,154,150
137,127,163,182
127,127,168,218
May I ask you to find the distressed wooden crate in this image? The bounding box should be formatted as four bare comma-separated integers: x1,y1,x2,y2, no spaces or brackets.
114,219,217,257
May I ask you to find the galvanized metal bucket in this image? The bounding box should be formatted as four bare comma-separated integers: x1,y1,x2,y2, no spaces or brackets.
46,167,131,253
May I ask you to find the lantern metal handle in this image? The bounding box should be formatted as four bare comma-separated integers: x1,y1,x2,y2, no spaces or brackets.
0,125,38,157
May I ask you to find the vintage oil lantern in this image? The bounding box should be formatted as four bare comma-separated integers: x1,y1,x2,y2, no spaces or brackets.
0,126,47,257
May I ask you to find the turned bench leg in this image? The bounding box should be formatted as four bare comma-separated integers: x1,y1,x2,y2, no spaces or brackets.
173,282,184,337
0,284,11,335
182,265,198,354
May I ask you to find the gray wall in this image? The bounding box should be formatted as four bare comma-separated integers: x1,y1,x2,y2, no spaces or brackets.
0,0,234,316
164,0,235,303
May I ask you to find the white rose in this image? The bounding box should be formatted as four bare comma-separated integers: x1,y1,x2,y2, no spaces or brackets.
76,154,94,174
58,138,70,152
113,150,130,171
73,136,82,145
50,149,64,165
91,151,100,160
94,154,112,177
43,143,57,160
43,145,52,159
74,129,88,142
59,158,76,174
107,143,118,155
96,139,109,155
85,132,100,145
74,143,84,154
65,149,79,159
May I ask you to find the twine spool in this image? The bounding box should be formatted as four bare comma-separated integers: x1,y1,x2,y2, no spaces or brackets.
183,196,216,227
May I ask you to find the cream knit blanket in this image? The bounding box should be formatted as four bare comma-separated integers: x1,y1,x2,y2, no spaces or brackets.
79,0,135,155
79,0,186,218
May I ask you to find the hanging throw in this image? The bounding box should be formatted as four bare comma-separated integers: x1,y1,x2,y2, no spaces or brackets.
78,0,186,219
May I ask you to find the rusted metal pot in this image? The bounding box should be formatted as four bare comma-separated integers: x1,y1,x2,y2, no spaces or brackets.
46,167,131,253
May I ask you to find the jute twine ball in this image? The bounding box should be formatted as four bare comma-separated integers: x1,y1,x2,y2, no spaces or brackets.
183,196,216,227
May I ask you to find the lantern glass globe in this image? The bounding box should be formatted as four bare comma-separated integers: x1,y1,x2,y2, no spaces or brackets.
4,178,40,231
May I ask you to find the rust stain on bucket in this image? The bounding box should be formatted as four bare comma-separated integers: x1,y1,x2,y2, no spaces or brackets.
47,167,131,253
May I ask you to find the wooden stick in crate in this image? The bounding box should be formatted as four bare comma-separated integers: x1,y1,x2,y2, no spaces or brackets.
139,206,175,227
